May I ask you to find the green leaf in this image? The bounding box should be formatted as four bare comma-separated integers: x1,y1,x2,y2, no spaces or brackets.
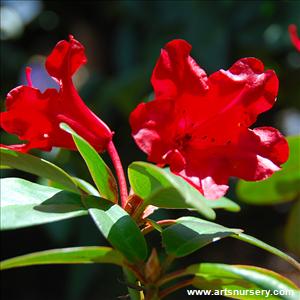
0,246,124,270
60,123,118,203
162,216,242,257
146,219,163,233
188,263,299,300
237,136,300,205
204,197,240,212
0,147,79,193
0,178,87,230
83,196,148,263
71,177,100,197
128,162,216,220
285,200,300,256
234,233,300,271
161,217,300,271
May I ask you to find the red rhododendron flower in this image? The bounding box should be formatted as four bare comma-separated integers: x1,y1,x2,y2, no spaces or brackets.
130,39,289,199
288,24,300,52
0,35,112,152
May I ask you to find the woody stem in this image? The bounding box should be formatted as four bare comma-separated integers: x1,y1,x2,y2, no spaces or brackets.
107,141,128,208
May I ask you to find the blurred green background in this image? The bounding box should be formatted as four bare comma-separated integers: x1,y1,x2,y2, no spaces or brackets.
1,1,299,299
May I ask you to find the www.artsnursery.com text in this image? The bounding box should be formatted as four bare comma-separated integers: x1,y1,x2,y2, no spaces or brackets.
186,288,299,298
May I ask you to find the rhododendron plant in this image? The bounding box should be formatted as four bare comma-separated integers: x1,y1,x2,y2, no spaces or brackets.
1,36,299,300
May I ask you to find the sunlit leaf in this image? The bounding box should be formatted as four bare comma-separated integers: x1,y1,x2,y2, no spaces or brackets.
234,233,300,271
161,216,300,270
128,162,216,220
83,196,148,263
61,123,118,202
0,147,79,193
162,216,241,257
205,197,240,212
188,263,299,300
71,177,100,196
0,178,87,230
0,246,124,270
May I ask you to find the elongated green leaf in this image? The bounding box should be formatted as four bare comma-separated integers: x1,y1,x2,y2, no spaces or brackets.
0,148,79,193
46,177,100,197
0,178,87,230
146,219,163,233
205,197,240,212
71,177,100,196
162,216,242,257
237,136,300,205
0,246,123,270
161,216,300,270
83,196,148,263
128,162,216,220
187,263,299,300
234,233,300,271
61,123,118,203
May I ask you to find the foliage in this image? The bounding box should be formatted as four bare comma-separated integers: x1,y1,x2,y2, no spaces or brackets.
1,129,299,299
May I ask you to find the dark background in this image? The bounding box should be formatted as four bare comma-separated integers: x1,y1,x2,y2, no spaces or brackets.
1,1,300,299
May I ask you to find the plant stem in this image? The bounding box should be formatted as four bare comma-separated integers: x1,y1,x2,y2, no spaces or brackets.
142,220,176,235
144,286,159,300
122,267,144,300
159,278,194,299
107,140,128,208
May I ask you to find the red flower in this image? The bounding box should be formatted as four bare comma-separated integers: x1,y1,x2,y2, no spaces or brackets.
0,35,112,152
130,39,289,199
288,24,300,52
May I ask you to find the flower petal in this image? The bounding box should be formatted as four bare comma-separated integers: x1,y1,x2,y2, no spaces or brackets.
151,39,208,99
45,35,112,150
0,144,31,153
252,127,289,167
174,163,230,200
130,99,177,163
45,35,87,81
0,86,58,151
1,36,112,153
219,127,288,182
208,57,279,127
165,126,288,199
1,84,112,153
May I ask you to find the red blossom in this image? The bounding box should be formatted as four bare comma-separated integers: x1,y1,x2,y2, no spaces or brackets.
130,39,289,199
288,24,300,52
0,35,112,153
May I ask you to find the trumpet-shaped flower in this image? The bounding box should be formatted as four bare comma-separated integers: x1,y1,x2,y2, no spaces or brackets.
1,35,112,152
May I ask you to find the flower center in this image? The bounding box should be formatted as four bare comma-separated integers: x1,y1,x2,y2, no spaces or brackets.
175,133,192,150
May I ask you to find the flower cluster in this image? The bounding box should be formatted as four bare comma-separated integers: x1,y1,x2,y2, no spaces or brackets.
130,40,289,199
1,36,289,199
